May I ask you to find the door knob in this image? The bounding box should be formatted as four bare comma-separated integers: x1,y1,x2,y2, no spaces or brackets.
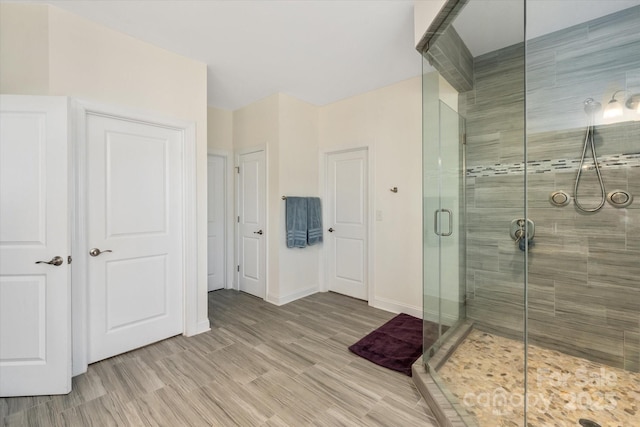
35,256,64,266
89,248,113,257
253,230,263,235
328,227,334,233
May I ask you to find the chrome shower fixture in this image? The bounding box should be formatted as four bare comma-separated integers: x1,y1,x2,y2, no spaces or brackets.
626,93,640,113
603,90,640,118
575,98,606,213
584,98,601,115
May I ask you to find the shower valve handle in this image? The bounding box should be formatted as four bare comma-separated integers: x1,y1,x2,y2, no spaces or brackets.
514,229,524,242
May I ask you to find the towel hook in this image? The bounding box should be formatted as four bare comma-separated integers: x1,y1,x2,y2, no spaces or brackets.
390,187,398,193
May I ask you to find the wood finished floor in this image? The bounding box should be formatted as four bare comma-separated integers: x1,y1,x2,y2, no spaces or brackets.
1,290,438,426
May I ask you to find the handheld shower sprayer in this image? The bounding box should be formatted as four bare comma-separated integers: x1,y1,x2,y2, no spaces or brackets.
574,98,606,213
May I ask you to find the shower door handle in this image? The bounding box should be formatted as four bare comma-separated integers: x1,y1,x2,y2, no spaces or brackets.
434,209,453,237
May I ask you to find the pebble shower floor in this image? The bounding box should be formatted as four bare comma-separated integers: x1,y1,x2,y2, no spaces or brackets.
438,329,639,427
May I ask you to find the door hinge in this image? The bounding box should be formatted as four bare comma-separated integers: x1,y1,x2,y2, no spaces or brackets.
237,216,240,223
235,166,240,173
237,265,240,272
67,255,72,264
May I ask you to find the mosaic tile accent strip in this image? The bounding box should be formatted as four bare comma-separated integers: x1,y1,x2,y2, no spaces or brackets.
466,152,640,178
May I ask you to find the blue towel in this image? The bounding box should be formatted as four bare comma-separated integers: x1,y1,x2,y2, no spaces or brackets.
307,197,323,245
286,197,308,248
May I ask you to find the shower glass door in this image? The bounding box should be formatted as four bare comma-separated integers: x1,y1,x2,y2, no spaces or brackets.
421,0,527,424
422,68,466,365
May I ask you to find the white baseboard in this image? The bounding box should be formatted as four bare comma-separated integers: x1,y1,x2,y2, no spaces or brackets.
267,285,318,306
370,296,422,318
422,309,439,324
371,298,458,326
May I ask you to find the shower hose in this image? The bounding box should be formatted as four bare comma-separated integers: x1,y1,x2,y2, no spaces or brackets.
574,103,606,212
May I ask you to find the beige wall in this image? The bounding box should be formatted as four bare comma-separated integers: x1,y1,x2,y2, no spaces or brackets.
232,94,279,151
277,94,320,302
0,4,210,332
225,78,422,314
319,77,423,316
231,94,321,304
207,107,233,152
0,3,49,94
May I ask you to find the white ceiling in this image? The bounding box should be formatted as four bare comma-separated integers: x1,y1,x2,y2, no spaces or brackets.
17,0,640,110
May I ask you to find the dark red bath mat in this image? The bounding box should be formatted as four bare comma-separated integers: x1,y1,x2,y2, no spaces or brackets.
348,313,442,376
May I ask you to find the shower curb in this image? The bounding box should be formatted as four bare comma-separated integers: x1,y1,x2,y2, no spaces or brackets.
412,320,478,427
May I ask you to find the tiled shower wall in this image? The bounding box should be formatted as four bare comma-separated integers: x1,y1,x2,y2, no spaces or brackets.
459,6,640,371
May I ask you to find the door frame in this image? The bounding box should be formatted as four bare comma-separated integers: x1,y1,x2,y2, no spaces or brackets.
208,149,234,290
72,100,198,376
319,144,375,304
234,145,268,297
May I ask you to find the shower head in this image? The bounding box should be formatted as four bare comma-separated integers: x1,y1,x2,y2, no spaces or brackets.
584,98,602,115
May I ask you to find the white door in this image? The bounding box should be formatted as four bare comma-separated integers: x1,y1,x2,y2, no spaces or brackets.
326,149,368,300
237,150,266,298
86,114,183,363
207,154,226,291
0,96,71,396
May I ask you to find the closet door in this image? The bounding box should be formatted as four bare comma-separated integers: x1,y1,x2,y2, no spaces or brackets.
325,148,368,300
0,95,71,396
208,154,226,291
237,150,266,298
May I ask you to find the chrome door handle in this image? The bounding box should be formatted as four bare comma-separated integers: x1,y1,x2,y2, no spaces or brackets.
328,227,334,232
35,256,64,266
89,248,113,257
433,209,453,237
253,230,263,235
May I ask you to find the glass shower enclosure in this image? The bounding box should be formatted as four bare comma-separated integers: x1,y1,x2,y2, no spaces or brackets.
420,1,640,426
